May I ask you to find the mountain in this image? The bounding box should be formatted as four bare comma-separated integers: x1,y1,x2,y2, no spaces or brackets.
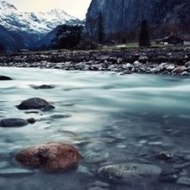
0,0,82,51
0,25,21,53
0,1,80,34
86,0,190,42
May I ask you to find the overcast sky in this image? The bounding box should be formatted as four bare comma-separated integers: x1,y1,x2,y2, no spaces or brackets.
8,0,91,19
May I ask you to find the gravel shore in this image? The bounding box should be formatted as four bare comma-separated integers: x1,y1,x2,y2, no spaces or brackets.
0,47,190,76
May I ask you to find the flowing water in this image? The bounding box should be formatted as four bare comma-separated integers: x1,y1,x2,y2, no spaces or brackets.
0,67,190,190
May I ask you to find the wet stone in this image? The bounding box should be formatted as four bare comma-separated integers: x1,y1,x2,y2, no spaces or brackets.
30,84,55,89
84,151,109,163
16,97,55,111
177,177,190,186
0,76,12,80
15,143,81,172
160,174,178,183
90,181,109,188
98,163,162,184
156,152,173,161
0,118,29,127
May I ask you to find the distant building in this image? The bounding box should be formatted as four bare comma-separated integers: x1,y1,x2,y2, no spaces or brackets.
156,34,184,45
183,36,190,46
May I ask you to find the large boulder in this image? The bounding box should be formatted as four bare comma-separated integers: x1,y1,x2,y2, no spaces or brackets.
98,163,162,184
15,143,81,172
16,97,55,111
0,118,36,127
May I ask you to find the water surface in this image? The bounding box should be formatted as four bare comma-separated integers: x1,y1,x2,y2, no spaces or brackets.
0,67,190,190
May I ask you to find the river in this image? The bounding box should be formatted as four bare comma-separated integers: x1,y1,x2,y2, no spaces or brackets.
0,67,190,190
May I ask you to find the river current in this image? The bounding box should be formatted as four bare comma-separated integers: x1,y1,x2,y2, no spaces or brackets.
0,67,190,190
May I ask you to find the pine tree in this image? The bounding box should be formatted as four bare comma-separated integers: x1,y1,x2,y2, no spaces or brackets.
98,12,104,43
138,20,151,47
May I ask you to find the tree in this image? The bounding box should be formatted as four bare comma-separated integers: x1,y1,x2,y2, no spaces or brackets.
56,25,83,49
138,20,151,47
98,12,104,43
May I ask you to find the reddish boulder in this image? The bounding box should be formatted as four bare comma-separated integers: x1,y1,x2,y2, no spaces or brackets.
15,143,81,172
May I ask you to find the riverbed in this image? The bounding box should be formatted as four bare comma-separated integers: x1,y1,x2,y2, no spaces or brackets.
0,67,190,190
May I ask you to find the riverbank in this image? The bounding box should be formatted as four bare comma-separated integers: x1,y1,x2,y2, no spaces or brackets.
0,46,190,76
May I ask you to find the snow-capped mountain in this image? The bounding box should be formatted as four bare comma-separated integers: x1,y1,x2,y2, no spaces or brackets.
0,0,81,34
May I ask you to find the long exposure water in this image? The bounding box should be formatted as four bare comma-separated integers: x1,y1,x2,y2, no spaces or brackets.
0,67,190,190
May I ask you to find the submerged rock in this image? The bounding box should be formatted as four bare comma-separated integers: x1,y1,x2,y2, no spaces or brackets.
177,177,190,186
30,84,55,90
0,118,36,127
0,76,12,80
16,97,55,111
156,152,173,161
15,143,81,172
98,163,162,184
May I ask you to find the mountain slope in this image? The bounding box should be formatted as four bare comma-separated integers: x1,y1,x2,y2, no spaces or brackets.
0,25,21,53
0,0,82,51
86,0,190,42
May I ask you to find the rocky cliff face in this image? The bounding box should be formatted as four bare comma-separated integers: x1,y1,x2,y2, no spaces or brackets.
86,0,190,42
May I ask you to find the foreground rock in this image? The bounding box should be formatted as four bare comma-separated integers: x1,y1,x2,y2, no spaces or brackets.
0,118,36,127
16,97,55,111
15,143,81,172
0,76,12,80
98,163,162,184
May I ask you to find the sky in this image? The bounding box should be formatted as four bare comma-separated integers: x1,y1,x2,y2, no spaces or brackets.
8,0,91,19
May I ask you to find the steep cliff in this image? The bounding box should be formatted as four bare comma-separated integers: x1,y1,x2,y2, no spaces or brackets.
86,0,190,42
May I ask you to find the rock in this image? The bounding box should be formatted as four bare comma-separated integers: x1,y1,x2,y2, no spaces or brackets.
0,118,35,127
27,118,36,124
0,76,12,80
185,61,190,67
159,62,167,69
177,177,190,186
89,181,109,188
165,64,175,71
172,66,187,74
160,174,178,183
15,143,81,172
133,60,142,67
156,152,173,161
181,71,189,76
150,67,161,74
84,151,109,163
98,163,162,184
16,97,55,111
139,55,148,63
30,84,55,90
117,58,123,64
